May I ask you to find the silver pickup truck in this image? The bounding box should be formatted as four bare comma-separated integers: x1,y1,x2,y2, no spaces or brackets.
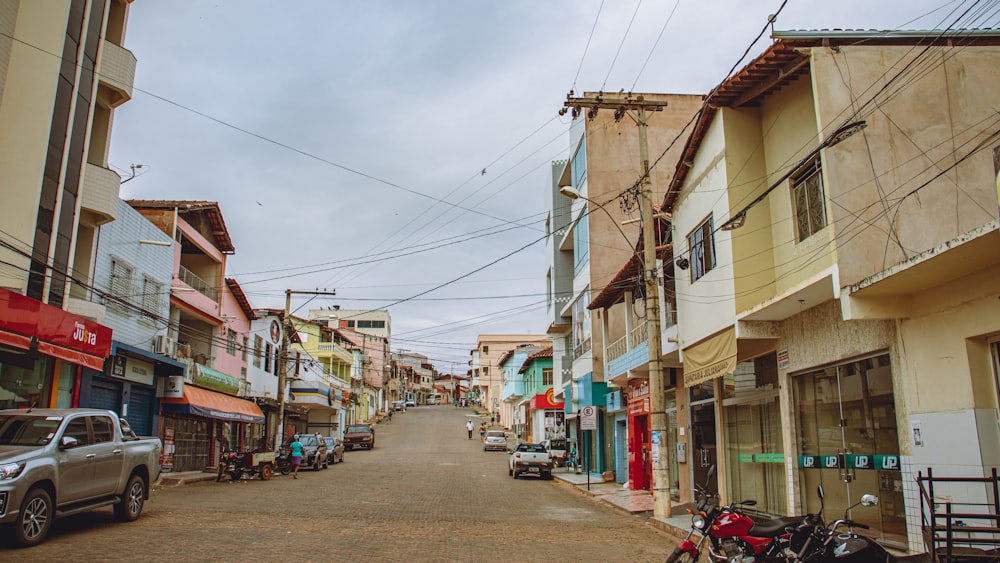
0,408,162,547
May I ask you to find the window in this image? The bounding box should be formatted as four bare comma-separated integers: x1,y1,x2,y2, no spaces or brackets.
792,157,827,241
226,329,237,355
91,416,113,443
140,277,161,322
543,368,553,386
346,320,355,328
242,336,249,362
63,417,90,446
571,139,587,188
573,215,590,274
572,290,592,358
482,346,489,355
253,335,262,368
264,342,273,373
109,257,134,311
688,216,716,282
357,320,386,329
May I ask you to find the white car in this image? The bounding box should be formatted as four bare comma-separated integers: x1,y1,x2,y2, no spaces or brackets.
404,399,416,407
540,438,567,466
483,430,507,452
508,442,554,479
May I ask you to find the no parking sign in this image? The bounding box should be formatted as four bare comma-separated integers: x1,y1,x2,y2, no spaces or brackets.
580,405,597,430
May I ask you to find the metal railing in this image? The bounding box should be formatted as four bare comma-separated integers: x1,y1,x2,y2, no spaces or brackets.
178,265,218,301
605,320,649,364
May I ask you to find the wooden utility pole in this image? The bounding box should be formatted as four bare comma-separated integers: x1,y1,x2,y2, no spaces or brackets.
564,94,672,519
274,288,336,451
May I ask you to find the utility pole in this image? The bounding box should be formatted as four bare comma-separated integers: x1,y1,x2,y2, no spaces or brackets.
564,93,671,518
275,288,336,451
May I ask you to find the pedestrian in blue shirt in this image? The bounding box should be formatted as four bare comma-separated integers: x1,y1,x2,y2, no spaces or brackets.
290,435,303,479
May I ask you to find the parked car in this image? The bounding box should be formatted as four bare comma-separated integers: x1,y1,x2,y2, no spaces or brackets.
322,437,345,465
0,408,162,547
287,433,327,470
508,442,553,480
483,430,508,452
392,400,406,411
404,398,417,408
540,438,567,466
343,424,375,450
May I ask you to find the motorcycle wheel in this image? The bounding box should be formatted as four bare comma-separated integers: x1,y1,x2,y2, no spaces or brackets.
216,464,225,482
664,547,698,563
278,463,290,476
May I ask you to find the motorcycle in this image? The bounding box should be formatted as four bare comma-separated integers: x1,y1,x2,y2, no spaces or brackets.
786,487,931,563
217,448,277,482
274,448,293,475
217,449,245,482
666,467,805,563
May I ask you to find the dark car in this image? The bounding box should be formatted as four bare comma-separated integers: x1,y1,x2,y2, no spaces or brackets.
287,433,328,470
344,424,375,450
323,436,345,465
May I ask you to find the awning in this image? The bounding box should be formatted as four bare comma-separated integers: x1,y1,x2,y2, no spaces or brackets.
0,329,31,351
682,327,737,388
38,341,105,371
161,385,265,424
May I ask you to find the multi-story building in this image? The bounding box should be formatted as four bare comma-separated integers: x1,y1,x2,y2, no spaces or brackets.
0,1,135,413
518,347,560,443
661,30,1000,553
84,199,182,437
470,334,550,424
129,200,263,472
289,315,351,438
547,93,702,483
310,307,390,339
499,344,546,437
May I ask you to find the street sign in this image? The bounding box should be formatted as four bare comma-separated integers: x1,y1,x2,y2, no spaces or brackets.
580,405,597,430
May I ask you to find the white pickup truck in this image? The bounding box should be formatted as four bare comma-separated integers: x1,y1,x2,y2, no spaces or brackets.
0,408,162,547
508,442,554,480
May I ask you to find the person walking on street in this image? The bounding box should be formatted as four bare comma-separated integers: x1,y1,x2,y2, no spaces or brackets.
290,435,304,479
479,422,486,441
466,420,474,439
388,410,393,424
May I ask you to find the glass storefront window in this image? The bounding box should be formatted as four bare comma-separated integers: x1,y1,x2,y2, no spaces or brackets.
56,362,75,408
723,355,785,516
666,391,680,501
0,348,50,409
794,353,905,546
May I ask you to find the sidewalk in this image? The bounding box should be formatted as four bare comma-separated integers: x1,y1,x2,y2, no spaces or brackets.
551,467,690,539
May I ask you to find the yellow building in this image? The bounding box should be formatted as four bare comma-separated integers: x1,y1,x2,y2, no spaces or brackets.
666,30,1000,553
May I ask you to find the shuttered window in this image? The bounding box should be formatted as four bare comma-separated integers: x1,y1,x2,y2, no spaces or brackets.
109,258,134,311
141,276,161,322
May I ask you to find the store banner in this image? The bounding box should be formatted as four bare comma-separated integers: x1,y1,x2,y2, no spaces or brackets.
530,388,564,410
191,364,240,395
0,288,112,359
683,327,737,388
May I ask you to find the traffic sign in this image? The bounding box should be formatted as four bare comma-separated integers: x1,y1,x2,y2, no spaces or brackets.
581,405,597,430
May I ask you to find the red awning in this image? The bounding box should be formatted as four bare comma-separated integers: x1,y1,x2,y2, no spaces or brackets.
0,329,31,351
37,341,105,371
161,385,265,424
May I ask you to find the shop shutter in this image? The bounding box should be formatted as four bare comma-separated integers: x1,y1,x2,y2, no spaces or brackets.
88,377,123,414
127,385,155,436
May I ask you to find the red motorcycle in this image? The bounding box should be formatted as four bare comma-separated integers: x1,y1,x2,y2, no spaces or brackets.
666,467,805,563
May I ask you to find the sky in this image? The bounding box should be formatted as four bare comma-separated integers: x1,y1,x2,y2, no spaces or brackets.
109,0,958,371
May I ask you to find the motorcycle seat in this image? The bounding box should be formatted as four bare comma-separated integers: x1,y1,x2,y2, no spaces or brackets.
748,516,806,537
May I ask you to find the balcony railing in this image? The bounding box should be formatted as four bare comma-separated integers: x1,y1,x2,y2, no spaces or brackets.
606,320,649,365
178,265,218,301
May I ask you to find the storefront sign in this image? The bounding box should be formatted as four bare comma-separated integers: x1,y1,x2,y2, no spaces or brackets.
111,355,154,386
529,388,565,410
798,454,900,471
0,288,112,358
627,379,650,416
191,364,240,395
158,375,185,398
777,349,789,370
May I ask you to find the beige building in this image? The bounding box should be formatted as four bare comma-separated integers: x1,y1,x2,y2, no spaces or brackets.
665,30,1000,553
0,0,134,308
470,334,549,421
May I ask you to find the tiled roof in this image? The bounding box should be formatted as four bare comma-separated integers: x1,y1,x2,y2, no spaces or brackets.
224,278,257,320
127,200,235,253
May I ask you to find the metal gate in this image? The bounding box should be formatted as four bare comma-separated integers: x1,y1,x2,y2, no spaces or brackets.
127,385,155,437
88,377,123,414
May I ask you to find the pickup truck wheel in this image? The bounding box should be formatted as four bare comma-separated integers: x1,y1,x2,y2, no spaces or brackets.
513,471,519,479
12,488,52,547
313,458,321,471
543,472,553,480
508,467,513,476
114,475,146,522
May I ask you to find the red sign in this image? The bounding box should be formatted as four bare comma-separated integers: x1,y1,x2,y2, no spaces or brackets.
530,388,565,410
0,288,112,358
627,378,650,416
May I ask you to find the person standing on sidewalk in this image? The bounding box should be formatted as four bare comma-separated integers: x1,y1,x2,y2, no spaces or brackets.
290,435,304,479
466,420,474,439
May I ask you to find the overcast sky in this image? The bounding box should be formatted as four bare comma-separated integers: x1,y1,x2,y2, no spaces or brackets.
109,0,956,371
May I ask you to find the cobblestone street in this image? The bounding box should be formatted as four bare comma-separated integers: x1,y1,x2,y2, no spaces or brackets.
1,406,676,562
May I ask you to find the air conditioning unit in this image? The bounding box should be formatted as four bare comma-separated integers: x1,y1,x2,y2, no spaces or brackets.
360,354,371,363
154,335,175,356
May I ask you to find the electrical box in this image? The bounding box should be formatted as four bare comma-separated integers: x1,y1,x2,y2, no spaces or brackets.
677,442,687,463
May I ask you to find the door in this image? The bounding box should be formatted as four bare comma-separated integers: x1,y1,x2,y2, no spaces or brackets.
795,354,905,545
57,416,96,503
89,415,123,497
691,401,719,496
126,385,155,437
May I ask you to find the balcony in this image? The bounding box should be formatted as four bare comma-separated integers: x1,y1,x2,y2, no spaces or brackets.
178,265,218,302
98,39,136,107
81,163,120,225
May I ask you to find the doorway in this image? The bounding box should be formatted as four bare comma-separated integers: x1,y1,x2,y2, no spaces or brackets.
794,353,905,545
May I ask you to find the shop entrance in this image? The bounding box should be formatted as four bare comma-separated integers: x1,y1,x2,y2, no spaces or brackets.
690,379,718,496
794,353,905,545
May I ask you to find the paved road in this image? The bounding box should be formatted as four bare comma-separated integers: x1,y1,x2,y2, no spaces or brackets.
2,406,674,561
